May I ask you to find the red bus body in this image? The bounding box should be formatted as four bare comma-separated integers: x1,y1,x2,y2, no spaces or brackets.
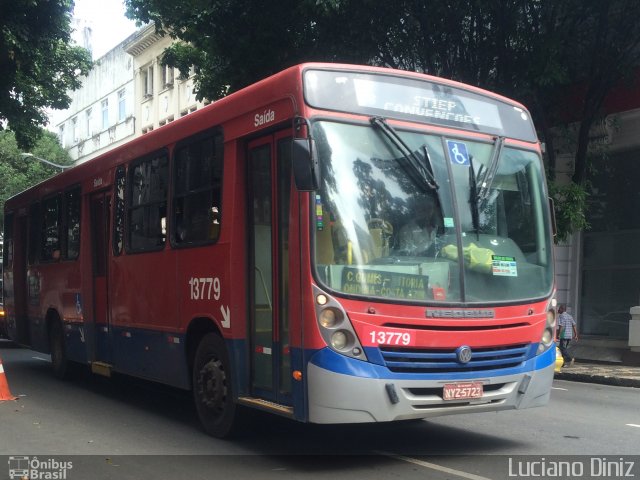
2,63,557,436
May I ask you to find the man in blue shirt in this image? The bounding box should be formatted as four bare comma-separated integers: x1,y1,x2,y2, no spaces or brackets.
557,304,578,367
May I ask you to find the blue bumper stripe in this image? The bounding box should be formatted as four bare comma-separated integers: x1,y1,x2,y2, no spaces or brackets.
309,344,556,381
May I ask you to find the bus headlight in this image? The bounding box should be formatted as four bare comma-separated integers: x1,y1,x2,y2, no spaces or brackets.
313,285,367,361
537,299,557,354
331,330,349,350
319,308,341,328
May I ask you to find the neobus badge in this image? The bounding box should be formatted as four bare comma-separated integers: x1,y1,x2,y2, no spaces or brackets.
425,309,495,319
93,177,103,188
254,109,275,127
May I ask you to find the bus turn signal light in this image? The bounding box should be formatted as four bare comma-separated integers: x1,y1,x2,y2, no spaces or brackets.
292,370,303,381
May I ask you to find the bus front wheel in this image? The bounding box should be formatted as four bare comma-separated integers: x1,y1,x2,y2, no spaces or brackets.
192,333,237,438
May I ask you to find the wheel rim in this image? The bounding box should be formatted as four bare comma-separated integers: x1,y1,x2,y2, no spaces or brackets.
196,357,227,415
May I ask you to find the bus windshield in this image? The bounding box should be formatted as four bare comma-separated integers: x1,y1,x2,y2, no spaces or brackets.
312,120,553,304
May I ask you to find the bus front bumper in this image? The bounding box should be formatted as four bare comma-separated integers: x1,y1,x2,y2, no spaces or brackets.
306,347,556,424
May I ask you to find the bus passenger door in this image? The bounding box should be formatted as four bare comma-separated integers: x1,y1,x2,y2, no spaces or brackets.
248,132,293,405
90,191,111,364
13,215,30,345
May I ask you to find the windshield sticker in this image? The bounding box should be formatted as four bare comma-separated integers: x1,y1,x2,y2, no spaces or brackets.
446,140,470,166
315,194,324,230
492,255,518,277
443,217,455,228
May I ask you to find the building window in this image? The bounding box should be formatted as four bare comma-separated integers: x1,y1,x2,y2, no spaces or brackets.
143,65,154,97
101,99,109,129
59,125,65,146
85,108,92,137
71,117,78,142
161,63,174,88
173,131,223,246
128,152,168,252
118,89,126,121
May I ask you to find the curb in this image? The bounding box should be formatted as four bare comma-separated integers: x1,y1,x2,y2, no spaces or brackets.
555,371,640,388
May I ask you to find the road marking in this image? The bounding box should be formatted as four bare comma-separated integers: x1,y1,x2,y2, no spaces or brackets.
32,356,50,362
551,387,568,391
375,451,493,480
626,424,640,428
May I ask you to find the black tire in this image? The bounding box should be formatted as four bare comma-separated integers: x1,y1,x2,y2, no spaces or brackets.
49,320,69,380
192,333,237,438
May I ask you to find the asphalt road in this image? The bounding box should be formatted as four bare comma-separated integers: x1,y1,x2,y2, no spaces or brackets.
1,342,639,480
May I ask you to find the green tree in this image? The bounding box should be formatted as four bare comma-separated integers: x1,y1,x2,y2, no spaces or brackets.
0,129,73,230
0,0,93,149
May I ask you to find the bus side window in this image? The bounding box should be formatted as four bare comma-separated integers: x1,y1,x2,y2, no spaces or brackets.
41,195,61,262
172,131,223,246
128,152,169,252
63,187,81,260
28,203,40,265
3,212,13,268
113,165,126,256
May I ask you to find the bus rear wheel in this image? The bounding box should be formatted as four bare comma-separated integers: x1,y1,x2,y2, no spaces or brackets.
192,333,237,438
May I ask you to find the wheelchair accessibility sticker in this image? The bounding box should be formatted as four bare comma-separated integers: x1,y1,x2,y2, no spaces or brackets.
447,140,470,166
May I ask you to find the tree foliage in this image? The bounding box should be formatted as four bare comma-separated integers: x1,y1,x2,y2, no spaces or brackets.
0,0,93,149
124,0,640,241
0,129,73,230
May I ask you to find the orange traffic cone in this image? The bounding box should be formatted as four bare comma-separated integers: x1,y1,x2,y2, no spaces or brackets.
0,356,17,401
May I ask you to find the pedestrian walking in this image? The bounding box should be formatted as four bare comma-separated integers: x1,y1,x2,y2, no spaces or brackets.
557,304,578,367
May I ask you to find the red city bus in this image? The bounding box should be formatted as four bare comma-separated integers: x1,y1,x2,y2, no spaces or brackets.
2,63,557,437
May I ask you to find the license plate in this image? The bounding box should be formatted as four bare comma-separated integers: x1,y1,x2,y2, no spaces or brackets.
442,382,484,400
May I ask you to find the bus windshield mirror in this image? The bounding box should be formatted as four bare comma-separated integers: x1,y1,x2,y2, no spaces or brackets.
370,116,439,192
292,137,320,191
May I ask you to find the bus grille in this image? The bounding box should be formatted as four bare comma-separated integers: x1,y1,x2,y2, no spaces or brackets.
380,343,531,373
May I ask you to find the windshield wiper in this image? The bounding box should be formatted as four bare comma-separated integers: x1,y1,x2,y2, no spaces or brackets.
370,116,439,191
476,136,505,208
468,155,482,239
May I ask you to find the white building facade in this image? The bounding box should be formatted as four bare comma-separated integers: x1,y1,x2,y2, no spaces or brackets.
124,24,206,137
49,24,206,164
48,36,136,164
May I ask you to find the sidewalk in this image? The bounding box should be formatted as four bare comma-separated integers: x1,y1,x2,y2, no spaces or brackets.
554,361,640,388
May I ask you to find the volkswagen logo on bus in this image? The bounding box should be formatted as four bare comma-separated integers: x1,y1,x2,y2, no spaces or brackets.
456,346,473,364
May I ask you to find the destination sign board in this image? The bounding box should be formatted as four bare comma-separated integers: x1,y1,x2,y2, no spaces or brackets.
341,267,429,300
303,69,537,143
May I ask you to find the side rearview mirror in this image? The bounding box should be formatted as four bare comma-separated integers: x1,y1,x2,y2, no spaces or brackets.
548,197,557,237
292,138,320,191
